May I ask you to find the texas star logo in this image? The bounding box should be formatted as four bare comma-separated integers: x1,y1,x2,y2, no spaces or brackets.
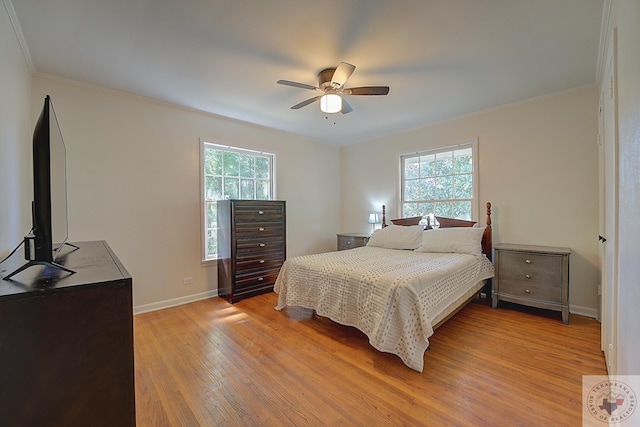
587,380,637,423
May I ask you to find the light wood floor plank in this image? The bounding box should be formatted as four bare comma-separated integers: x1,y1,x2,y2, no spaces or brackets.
134,293,606,426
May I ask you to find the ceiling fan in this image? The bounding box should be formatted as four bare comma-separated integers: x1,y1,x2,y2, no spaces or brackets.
277,62,390,114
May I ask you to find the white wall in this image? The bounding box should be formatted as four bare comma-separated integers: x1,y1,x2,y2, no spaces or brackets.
341,86,600,315
0,1,32,256
607,0,640,375
30,76,341,311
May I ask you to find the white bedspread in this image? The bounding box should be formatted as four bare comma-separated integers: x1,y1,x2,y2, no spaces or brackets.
274,246,494,371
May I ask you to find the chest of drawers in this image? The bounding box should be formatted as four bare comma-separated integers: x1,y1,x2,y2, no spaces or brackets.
337,233,370,251
217,200,286,303
491,243,571,323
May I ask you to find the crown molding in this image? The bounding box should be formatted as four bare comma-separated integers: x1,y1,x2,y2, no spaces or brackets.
595,0,612,83
3,0,34,73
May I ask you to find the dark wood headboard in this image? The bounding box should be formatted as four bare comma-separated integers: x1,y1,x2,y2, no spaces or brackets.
381,202,493,261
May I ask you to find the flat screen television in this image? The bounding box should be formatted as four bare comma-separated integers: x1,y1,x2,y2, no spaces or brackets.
3,95,76,280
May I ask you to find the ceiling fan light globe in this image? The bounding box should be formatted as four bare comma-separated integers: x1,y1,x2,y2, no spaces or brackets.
320,94,342,114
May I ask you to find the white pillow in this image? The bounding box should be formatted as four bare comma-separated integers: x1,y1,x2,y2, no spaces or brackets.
366,225,424,250
414,226,485,258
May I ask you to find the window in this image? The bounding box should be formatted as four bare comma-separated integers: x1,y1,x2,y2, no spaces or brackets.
400,140,478,225
201,142,275,261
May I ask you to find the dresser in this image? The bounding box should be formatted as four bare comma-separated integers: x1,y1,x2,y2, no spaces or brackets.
217,200,286,303
337,233,370,251
0,241,135,426
492,243,571,323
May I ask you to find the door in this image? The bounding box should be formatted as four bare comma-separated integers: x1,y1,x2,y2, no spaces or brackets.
599,28,618,375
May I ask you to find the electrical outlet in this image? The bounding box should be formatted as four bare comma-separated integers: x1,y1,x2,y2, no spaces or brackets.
183,277,193,285
597,284,602,296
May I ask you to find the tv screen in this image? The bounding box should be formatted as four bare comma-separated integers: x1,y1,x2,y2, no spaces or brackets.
31,95,69,262
48,96,69,260
2,95,74,280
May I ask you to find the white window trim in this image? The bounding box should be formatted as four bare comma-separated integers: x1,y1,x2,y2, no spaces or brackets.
398,139,479,222
199,139,277,264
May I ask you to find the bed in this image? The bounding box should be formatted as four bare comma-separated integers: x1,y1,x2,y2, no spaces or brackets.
274,203,494,372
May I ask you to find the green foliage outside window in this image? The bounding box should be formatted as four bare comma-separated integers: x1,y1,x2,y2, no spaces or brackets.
401,145,475,224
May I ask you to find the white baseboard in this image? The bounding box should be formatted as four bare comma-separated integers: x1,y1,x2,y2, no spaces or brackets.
133,290,218,315
132,292,599,320
570,304,599,320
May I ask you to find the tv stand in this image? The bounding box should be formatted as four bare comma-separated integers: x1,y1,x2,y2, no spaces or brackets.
2,241,80,281
0,241,135,426
2,260,74,280
55,241,80,251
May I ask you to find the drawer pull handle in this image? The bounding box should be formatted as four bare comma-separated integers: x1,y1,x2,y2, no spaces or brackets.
258,211,264,215
525,289,531,294
347,241,352,245
259,243,266,247
525,274,531,279
259,227,265,231
257,277,264,281
525,259,531,264
259,260,265,264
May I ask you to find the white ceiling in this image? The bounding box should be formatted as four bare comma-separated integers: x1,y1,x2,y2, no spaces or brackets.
10,0,605,146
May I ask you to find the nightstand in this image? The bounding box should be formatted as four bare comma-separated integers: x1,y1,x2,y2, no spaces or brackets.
337,233,370,251
492,243,571,324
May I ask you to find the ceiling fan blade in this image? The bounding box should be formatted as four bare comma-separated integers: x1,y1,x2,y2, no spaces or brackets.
343,86,390,95
331,62,356,88
291,96,322,109
277,80,318,91
341,99,353,114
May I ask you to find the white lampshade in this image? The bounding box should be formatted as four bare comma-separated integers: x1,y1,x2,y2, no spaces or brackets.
368,213,379,224
320,94,342,114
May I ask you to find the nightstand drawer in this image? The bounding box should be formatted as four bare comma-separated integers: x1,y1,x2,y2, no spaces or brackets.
337,234,369,251
499,280,562,303
498,251,563,287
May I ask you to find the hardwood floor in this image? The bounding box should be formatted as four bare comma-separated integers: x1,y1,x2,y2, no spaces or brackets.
134,292,606,426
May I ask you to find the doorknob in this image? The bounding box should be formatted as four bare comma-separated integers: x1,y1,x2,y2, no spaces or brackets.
599,235,607,243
